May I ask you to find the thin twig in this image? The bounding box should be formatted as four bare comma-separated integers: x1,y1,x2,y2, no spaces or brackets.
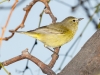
0,0,18,47
48,47,60,68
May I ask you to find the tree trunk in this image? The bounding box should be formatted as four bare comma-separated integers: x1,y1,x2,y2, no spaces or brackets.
58,29,100,75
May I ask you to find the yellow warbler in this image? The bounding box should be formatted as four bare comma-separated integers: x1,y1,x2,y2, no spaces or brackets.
16,16,83,48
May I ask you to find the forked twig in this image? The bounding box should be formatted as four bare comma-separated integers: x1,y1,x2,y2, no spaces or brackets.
0,49,56,75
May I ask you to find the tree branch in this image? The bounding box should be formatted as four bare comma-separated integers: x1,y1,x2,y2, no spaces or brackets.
0,49,56,75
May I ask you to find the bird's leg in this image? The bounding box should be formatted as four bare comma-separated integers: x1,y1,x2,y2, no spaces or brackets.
44,45,58,55
54,46,61,49
46,47,56,53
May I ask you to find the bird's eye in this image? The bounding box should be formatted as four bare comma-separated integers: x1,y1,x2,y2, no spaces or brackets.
73,20,76,22
73,20,75,22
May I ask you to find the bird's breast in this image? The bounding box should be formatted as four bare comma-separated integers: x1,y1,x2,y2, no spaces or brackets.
39,30,76,48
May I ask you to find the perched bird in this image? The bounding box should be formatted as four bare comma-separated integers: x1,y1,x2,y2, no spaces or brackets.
16,16,83,49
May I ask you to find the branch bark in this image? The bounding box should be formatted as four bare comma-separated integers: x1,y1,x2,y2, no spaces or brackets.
58,29,100,75
0,49,56,75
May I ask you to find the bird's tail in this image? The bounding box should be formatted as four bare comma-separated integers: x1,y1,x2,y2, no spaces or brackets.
16,31,39,39
16,31,32,35
16,31,26,34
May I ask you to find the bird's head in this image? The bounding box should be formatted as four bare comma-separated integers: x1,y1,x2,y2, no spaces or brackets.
62,16,83,31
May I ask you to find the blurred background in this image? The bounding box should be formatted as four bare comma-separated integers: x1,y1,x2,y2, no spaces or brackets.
0,0,100,75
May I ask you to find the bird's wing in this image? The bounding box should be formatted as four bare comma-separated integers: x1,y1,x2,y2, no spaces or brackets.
28,23,68,34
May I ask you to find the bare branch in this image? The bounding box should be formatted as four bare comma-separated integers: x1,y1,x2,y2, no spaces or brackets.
1,49,56,75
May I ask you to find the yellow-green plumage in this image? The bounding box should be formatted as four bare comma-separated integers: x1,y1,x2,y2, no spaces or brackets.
16,16,83,48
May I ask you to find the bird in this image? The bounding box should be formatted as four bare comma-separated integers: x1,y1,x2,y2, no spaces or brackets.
16,16,83,50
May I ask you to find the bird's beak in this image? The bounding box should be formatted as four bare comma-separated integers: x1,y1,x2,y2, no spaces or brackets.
78,18,84,21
